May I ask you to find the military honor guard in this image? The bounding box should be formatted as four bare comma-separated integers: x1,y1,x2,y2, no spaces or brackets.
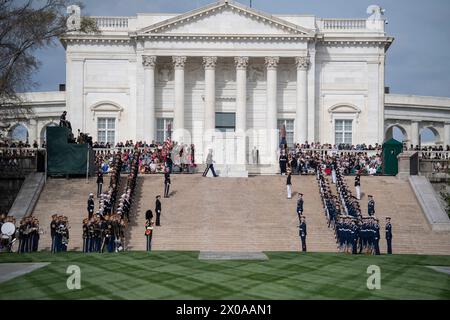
385,217,393,254
368,195,375,216
296,193,304,221
145,219,154,251
50,214,57,253
87,193,95,219
164,168,171,198
354,174,361,200
299,216,307,252
155,195,162,226
373,218,381,255
96,169,103,197
286,169,292,199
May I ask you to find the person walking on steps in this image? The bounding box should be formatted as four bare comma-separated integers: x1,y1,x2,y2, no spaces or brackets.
145,219,154,251
202,149,218,177
286,169,292,199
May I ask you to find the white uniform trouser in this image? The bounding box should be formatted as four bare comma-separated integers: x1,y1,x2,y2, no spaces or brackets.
287,185,292,199
356,186,361,200
332,170,336,184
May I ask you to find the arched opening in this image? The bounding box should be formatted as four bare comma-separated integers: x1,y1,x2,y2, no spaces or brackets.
8,123,29,143
385,124,407,143
420,127,441,146
40,122,58,145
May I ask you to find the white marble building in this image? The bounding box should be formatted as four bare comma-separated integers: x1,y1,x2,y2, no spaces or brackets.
5,1,450,166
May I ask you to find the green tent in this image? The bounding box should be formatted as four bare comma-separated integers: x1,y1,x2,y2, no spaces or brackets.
382,138,403,175
46,126,95,176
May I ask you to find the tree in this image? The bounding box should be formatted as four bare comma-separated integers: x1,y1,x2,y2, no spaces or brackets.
0,0,97,122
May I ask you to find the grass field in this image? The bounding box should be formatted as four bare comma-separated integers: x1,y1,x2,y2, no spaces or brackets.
0,251,449,299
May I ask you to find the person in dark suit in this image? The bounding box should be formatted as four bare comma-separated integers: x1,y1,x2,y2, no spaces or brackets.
296,193,304,221
155,195,162,226
374,218,381,255
145,209,153,221
299,216,307,252
385,217,393,254
164,168,171,198
50,214,57,253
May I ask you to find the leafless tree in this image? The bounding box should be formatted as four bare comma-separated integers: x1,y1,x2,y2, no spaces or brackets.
0,0,97,123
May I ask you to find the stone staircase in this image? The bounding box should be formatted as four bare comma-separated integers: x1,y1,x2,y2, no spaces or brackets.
30,174,450,255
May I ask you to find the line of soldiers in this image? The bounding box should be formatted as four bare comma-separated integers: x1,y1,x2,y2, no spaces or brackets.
17,216,40,253
316,159,393,254
50,215,69,253
82,149,140,253
82,214,125,253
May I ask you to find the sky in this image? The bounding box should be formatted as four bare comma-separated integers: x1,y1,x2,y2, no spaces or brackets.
31,0,450,98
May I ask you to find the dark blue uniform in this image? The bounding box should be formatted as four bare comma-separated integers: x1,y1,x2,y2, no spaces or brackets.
299,221,307,252
368,199,375,216
385,222,392,254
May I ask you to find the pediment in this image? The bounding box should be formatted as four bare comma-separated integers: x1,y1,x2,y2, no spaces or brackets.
328,104,361,113
137,1,314,37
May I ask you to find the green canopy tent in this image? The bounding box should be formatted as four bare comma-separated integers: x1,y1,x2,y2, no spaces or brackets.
382,138,403,175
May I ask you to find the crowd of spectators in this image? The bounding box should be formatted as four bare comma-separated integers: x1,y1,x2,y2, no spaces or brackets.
94,138,196,174
279,143,383,176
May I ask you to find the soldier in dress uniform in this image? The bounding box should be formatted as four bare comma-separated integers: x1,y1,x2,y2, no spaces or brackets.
96,169,104,197
82,218,88,252
373,218,381,255
155,195,162,226
286,169,292,199
354,174,361,200
296,193,304,221
50,214,57,253
87,193,95,219
368,195,375,216
385,217,393,254
164,168,171,198
145,219,154,251
299,216,307,252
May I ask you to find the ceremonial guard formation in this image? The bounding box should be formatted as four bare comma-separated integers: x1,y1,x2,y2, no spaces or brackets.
50,215,69,253
16,216,40,253
314,154,393,254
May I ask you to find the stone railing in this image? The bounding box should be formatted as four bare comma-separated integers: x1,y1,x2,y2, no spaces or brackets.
419,151,450,160
93,17,130,30
296,148,381,157
0,147,46,176
320,19,367,30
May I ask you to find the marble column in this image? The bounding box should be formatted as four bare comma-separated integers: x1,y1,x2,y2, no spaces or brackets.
203,56,217,133
235,56,249,165
295,55,310,144
142,55,156,144
411,121,419,147
172,56,187,142
444,122,450,147
265,56,279,165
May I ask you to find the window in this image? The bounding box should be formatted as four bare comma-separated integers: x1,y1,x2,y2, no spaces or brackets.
9,124,29,142
156,118,173,143
215,112,235,132
97,118,115,145
277,119,294,147
335,119,352,144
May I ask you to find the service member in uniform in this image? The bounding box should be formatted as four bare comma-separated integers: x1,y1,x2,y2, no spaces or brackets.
296,193,304,221
385,217,393,254
374,218,381,255
96,169,104,197
286,169,292,199
145,219,154,251
50,214,58,253
164,168,171,198
354,174,361,200
368,195,375,216
87,193,95,219
299,216,307,252
155,195,162,226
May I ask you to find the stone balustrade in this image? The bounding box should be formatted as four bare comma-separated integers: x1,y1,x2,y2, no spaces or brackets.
320,19,367,30
94,17,129,29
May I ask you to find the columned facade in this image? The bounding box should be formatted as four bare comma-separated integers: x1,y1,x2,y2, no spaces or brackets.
295,56,309,144
142,55,156,143
265,56,279,164
172,56,187,142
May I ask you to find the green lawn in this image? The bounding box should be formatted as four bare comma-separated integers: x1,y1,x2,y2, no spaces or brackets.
0,251,449,299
